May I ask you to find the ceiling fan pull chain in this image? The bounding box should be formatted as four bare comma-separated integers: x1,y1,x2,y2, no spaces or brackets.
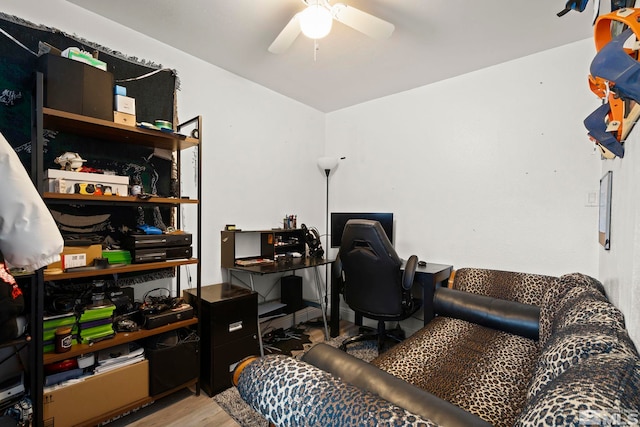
314,39,319,61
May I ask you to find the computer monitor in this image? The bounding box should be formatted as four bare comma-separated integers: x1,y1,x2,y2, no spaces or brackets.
330,212,394,247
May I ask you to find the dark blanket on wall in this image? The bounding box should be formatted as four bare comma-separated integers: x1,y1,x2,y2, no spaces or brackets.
0,13,180,283
0,12,176,186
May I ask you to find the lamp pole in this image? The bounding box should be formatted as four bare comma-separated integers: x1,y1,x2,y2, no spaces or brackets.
317,156,339,326
323,168,330,312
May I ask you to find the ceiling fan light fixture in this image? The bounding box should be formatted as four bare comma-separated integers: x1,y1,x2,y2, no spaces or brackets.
299,5,333,39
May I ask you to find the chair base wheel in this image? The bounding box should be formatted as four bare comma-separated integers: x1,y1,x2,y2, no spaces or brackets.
339,322,406,354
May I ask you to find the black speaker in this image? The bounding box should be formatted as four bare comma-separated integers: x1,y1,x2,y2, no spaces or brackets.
281,275,304,314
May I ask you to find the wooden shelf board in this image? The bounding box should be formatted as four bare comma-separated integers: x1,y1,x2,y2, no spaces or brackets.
43,317,198,365
42,107,199,151
44,258,198,281
42,192,198,205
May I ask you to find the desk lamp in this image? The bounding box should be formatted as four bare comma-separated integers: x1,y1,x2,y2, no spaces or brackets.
317,156,339,318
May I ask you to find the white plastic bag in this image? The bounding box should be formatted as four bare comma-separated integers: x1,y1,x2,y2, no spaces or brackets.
0,132,63,270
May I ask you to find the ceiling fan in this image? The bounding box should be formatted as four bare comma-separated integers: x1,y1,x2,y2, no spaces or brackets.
268,0,395,54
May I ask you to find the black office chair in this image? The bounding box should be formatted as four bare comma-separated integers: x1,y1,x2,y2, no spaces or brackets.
334,219,421,353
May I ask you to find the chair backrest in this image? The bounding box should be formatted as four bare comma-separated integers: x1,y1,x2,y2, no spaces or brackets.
338,219,404,318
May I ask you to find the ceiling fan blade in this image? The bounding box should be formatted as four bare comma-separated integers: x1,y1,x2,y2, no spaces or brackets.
268,14,302,54
331,3,394,39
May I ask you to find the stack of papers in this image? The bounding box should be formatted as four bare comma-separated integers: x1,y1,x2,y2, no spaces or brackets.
235,258,274,266
94,342,144,374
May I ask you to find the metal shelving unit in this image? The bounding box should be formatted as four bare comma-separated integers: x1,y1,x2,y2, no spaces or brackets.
27,72,202,426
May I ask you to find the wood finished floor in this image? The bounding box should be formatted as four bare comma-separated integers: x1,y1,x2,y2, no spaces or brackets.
106,320,357,426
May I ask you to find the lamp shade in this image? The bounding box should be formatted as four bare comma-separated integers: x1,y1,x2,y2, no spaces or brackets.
299,5,333,39
318,156,339,172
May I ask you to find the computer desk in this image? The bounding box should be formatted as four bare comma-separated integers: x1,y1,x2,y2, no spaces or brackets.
226,257,333,355
329,262,453,337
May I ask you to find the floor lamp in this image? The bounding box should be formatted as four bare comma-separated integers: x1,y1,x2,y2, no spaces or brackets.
317,156,339,319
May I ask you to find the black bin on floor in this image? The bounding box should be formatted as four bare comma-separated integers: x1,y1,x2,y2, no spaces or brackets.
144,329,199,396
281,275,304,314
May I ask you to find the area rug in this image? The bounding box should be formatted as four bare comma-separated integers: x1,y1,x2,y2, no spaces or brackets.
213,334,378,427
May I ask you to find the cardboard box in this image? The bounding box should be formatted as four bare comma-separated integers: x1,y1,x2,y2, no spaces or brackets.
47,244,103,270
44,169,129,196
38,53,114,121
43,360,148,427
114,111,136,127
114,95,136,115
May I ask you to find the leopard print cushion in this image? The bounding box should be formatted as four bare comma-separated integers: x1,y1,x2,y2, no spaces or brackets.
371,316,539,427
557,272,606,294
552,293,625,333
527,323,639,400
553,285,607,319
538,273,606,347
515,353,640,426
452,268,556,306
237,354,439,426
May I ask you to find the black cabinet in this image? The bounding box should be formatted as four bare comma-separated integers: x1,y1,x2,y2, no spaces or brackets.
183,283,259,396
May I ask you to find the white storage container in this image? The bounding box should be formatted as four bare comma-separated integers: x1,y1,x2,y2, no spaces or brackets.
44,169,129,196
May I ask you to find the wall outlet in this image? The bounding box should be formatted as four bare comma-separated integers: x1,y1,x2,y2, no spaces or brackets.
586,191,599,207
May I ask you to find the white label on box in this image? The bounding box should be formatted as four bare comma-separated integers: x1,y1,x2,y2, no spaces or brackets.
63,253,86,269
114,95,135,115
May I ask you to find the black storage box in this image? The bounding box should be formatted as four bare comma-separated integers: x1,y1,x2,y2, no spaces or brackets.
144,304,194,330
129,245,193,264
123,233,193,249
281,275,304,314
38,53,114,121
144,330,199,396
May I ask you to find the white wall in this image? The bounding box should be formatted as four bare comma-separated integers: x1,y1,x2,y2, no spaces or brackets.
599,128,640,346
325,39,606,334
1,0,327,301
326,39,601,277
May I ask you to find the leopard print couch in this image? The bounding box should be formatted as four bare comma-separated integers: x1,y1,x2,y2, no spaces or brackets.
234,268,640,426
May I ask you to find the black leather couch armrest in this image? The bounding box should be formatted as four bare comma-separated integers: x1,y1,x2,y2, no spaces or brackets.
433,287,540,340
302,343,492,427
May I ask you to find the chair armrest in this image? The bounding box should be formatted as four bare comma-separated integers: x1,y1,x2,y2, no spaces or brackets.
332,254,344,295
402,255,418,290
332,254,342,279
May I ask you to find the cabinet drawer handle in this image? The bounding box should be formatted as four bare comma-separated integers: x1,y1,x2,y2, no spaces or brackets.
229,321,243,332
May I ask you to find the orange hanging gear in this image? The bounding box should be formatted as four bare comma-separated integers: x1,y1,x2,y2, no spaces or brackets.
586,8,640,157
589,75,639,143
593,7,640,52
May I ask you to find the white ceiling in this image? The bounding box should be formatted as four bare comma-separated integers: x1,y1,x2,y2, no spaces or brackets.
66,0,597,112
